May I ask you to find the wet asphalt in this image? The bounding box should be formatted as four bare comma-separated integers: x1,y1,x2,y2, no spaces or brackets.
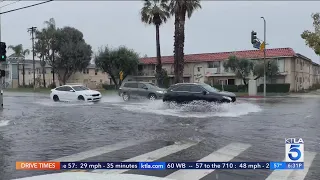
0,92,319,180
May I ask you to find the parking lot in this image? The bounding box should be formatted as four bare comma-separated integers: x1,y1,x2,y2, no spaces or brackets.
0,92,319,180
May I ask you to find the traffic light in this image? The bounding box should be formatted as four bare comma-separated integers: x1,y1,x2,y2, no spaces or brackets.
251,31,258,45
0,42,6,62
267,61,271,70
119,71,123,81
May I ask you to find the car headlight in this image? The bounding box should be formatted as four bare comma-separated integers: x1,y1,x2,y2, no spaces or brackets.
222,96,232,101
156,90,165,94
85,94,91,96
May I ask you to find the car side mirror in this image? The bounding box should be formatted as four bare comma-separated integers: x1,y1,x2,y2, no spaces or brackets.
69,90,75,92
143,87,148,90
203,91,207,95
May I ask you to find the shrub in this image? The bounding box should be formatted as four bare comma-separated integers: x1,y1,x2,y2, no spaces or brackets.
48,83,56,89
212,84,238,92
237,85,248,92
258,83,290,93
102,84,116,90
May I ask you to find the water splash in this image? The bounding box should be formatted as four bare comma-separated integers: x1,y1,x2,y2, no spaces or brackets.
34,99,94,107
121,100,262,118
0,120,10,127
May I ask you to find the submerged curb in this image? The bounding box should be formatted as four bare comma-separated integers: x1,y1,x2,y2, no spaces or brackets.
238,96,264,98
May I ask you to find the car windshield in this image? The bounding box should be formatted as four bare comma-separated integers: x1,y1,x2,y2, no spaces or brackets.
201,83,220,92
72,86,90,91
147,83,159,88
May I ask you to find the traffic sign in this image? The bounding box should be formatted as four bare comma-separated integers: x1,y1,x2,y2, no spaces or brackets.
260,42,265,51
253,41,261,49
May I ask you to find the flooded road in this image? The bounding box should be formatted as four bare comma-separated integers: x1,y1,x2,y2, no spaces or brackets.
0,92,319,180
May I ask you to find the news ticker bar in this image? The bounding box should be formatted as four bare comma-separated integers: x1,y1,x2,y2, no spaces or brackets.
16,161,304,170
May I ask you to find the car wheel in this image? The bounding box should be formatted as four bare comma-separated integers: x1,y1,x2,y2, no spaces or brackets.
78,95,85,101
122,93,130,101
53,95,59,102
148,94,157,100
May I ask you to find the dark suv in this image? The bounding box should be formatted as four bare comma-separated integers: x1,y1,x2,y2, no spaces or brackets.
118,81,167,101
163,83,236,103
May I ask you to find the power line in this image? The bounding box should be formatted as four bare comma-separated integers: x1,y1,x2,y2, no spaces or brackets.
0,0,21,9
0,0,53,15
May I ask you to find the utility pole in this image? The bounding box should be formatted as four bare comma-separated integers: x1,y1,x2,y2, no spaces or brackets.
261,17,267,97
28,26,36,90
0,6,3,109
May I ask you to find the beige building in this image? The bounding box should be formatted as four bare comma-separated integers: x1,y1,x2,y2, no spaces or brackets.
136,48,320,92
12,59,110,89
6,47,320,92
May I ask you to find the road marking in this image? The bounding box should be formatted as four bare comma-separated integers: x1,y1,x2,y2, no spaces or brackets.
165,142,251,180
266,151,317,180
289,151,317,180
92,142,197,174
50,140,147,162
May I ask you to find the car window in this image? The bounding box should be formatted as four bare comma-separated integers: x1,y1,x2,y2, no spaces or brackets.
189,85,203,93
173,85,191,92
201,84,220,92
138,83,147,89
123,83,138,88
123,83,130,88
64,86,73,91
55,87,64,91
72,86,89,91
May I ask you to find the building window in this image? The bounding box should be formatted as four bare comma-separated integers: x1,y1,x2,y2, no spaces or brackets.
208,62,220,68
228,79,235,85
100,79,102,83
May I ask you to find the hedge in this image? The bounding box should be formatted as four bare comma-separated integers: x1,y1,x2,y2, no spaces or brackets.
211,84,290,93
212,84,238,92
257,83,290,93
102,84,117,90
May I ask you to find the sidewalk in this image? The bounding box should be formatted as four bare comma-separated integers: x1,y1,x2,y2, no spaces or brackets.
236,90,320,98
235,92,290,98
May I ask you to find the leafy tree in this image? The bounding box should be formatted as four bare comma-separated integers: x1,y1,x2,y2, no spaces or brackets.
43,18,59,85
140,0,170,87
253,60,279,82
95,46,140,88
167,0,201,83
8,44,30,86
223,55,254,85
34,30,48,87
301,13,320,55
54,27,93,85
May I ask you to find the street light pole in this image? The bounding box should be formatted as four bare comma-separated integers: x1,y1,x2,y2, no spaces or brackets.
0,6,3,109
261,17,266,97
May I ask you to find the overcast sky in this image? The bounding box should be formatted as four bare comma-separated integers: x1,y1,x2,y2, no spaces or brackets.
1,1,320,64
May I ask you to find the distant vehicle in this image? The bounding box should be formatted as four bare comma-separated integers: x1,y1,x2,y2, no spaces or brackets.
118,81,166,101
50,84,102,102
163,83,236,103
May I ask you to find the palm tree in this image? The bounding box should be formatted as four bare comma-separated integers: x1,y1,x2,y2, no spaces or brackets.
8,44,30,86
140,0,170,87
168,0,201,83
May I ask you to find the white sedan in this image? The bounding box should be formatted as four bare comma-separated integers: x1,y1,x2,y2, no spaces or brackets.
50,85,102,102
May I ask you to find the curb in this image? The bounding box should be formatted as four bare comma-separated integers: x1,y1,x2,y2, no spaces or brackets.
238,96,264,98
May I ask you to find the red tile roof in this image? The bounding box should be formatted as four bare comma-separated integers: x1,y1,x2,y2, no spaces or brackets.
140,48,296,64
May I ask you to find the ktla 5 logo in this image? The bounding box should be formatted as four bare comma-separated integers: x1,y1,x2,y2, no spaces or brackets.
285,138,304,162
